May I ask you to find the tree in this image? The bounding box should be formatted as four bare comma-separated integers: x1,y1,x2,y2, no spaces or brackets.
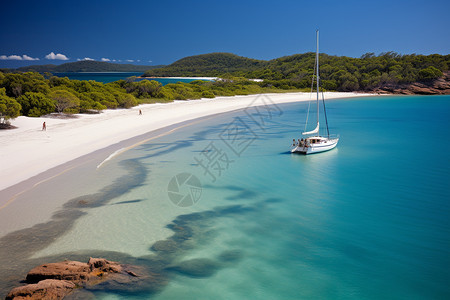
130,80,162,98
361,52,375,59
1,72,50,97
117,93,137,108
49,90,80,113
201,90,215,98
418,66,443,81
0,88,21,124
17,92,55,117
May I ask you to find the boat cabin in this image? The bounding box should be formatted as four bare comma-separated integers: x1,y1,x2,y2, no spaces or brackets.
306,136,327,144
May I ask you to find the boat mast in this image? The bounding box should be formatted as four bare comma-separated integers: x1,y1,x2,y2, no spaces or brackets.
316,30,319,136
301,30,322,137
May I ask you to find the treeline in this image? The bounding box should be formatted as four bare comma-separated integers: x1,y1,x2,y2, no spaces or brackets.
244,52,448,91
15,60,163,73
0,71,283,121
144,53,264,77
144,52,449,91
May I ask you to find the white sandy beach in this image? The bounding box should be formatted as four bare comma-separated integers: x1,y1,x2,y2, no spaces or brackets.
0,92,374,194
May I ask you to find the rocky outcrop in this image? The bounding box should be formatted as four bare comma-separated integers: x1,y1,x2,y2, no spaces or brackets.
26,260,91,284
6,258,148,300
6,279,75,300
371,71,450,95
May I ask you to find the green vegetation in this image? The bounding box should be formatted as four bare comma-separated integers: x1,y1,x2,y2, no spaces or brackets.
1,51,448,122
144,53,264,77
49,90,80,113
16,60,164,73
0,87,21,122
144,52,449,91
0,71,285,120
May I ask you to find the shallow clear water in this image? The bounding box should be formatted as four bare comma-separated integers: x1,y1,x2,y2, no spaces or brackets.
1,95,449,299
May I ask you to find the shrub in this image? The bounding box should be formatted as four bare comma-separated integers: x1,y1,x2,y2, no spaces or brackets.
201,90,215,98
17,92,55,116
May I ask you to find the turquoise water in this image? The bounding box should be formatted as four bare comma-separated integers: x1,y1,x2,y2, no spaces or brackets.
0,95,449,299
53,72,212,84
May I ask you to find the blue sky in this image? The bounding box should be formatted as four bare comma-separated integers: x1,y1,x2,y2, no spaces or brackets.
1,0,449,68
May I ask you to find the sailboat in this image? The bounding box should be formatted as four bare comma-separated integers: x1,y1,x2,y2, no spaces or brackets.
291,30,339,155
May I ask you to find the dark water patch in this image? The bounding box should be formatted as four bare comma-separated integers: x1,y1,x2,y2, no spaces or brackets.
166,258,221,278
150,205,255,280
112,199,144,205
218,249,244,263
264,197,284,204
215,204,257,215
203,184,260,202
143,203,259,278
225,189,257,201
151,240,178,253
129,109,290,162
64,159,146,209
138,141,194,160
134,120,244,160
0,159,147,298
204,184,245,191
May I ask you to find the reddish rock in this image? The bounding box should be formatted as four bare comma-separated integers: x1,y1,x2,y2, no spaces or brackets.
88,257,121,274
26,261,90,284
6,279,75,300
366,71,450,95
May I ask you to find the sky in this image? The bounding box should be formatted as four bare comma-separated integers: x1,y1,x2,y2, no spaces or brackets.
1,0,449,68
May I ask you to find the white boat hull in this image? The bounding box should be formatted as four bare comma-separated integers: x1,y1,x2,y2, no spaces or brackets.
291,138,339,155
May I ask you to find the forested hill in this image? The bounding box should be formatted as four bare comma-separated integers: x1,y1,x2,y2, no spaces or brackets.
16,61,164,73
143,53,265,77
144,52,450,93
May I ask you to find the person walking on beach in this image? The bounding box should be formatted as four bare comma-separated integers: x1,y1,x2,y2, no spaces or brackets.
42,122,46,131
139,109,142,115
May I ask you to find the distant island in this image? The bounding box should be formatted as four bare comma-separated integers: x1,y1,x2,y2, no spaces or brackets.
12,60,165,73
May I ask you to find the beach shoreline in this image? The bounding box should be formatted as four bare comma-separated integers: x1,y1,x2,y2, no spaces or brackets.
0,92,375,199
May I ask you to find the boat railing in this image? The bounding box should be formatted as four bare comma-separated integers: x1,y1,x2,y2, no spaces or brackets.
327,134,340,140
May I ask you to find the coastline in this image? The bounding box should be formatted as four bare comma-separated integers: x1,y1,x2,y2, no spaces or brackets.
0,92,375,196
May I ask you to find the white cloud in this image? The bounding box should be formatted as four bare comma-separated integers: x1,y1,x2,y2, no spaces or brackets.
82,57,95,61
126,59,134,62
22,55,40,61
148,60,152,63
45,52,69,60
0,54,39,60
101,58,111,62
8,55,23,60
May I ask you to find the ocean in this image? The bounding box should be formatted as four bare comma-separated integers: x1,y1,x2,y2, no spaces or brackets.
0,95,448,299
53,72,212,85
